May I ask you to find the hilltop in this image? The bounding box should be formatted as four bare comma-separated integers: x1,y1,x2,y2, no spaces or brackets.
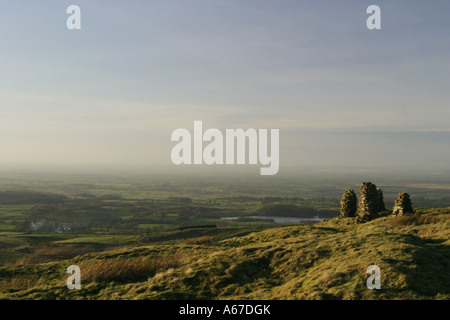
0,207,449,300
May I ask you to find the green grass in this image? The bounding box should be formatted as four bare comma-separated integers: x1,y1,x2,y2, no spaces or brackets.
1,208,449,300
16,234,76,244
54,235,139,246
137,223,174,229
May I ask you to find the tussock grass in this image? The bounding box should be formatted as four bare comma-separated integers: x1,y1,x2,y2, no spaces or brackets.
34,245,106,258
387,213,448,226
79,253,182,284
12,255,33,267
0,274,44,292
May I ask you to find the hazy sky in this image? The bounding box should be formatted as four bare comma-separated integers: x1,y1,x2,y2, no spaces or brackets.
1,1,449,173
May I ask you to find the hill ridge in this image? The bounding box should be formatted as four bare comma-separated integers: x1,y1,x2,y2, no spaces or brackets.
0,207,449,300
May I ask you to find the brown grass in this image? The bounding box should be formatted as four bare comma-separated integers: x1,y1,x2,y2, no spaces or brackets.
12,256,32,267
78,253,181,284
0,274,44,292
387,213,447,226
181,236,213,245
34,245,104,257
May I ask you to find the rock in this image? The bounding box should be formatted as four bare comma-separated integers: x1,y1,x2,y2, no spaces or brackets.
392,192,414,216
340,189,357,218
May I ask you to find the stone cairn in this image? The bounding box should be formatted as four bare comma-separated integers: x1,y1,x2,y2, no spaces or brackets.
340,189,357,218
376,187,386,212
392,192,414,216
339,182,413,222
356,182,380,223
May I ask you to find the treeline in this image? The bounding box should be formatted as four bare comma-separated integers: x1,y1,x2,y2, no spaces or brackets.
218,196,306,202
256,204,338,218
0,191,68,205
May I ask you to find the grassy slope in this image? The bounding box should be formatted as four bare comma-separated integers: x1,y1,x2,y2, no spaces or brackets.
0,208,449,300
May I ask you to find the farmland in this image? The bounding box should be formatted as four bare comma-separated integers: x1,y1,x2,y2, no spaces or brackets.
0,170,450,299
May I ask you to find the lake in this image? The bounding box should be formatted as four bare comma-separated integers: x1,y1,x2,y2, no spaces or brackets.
221,216,325,223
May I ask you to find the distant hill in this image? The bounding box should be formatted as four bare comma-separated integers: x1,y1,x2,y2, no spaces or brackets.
0,207,449,300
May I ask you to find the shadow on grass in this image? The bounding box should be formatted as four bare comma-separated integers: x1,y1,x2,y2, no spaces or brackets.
397,235,450,297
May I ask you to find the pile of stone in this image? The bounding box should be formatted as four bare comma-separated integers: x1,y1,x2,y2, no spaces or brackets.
392,192,414,216
356,182,380,223
339,189,357,218
339,182,414,223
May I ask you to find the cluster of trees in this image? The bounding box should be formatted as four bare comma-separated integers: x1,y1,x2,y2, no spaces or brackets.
255,204,338,218
0,191,68,205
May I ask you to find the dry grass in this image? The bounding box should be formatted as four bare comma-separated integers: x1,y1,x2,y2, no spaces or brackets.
34,245,103,257
181,236,213,245
0,274,44,292
387,213,447,226
12,256,32,267
78,253,182,284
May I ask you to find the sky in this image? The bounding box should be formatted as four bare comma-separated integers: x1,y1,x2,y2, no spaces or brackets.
0,0,449,174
